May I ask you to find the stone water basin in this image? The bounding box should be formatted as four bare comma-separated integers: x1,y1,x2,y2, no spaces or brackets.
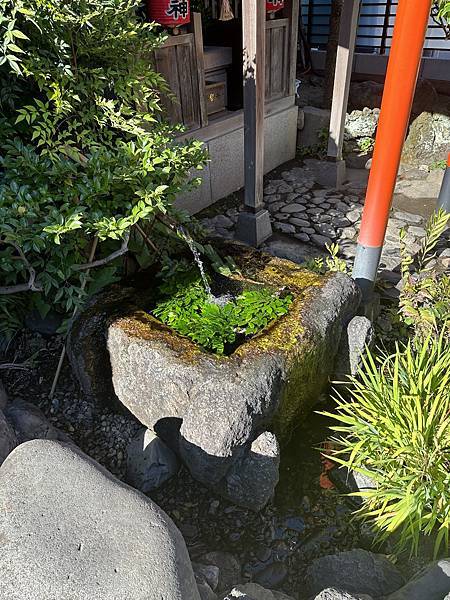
69,243,359,509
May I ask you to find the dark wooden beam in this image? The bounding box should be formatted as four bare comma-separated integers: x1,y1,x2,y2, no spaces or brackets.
236,0,272,246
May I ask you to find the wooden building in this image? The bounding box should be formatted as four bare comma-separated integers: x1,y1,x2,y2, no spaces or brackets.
152,1,300,215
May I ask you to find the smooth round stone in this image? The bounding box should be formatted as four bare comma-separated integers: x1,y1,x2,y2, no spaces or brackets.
280,203,306,214
302,227,315,234
320,202,331,210
394,210,423,224
340,226,357,240
289,217,310,227
336,202,350,213
346,209,362,224
311,233,332,248
307,208,324,216
294,233,310,243
318,214,332,224
315,224,337,239
274,213,289,221
275,222,296,234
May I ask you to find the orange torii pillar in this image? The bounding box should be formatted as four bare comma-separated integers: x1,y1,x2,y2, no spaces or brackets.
352,0,432,302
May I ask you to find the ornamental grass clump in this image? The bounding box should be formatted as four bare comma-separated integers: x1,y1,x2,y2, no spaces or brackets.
322,333,450,557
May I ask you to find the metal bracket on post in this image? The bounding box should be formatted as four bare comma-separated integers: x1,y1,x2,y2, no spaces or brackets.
236,0,272,247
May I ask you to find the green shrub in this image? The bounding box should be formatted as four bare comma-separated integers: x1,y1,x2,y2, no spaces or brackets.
322,334,450,556
398,208,450,340
152,266,293,355
0,0,206,336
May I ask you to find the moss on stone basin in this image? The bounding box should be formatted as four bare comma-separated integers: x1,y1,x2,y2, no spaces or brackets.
68,243,360,509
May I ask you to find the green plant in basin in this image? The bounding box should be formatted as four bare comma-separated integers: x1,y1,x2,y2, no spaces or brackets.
152,267,293,355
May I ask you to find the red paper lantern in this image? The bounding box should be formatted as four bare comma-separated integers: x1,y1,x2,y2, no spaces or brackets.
266,0,284,13
147,0,190,28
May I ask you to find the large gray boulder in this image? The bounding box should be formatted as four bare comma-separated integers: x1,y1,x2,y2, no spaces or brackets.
402,110,450,166
70,245,360,509
0,440,200,600
0,409,17,465
386,559,450,600
305,549,405,598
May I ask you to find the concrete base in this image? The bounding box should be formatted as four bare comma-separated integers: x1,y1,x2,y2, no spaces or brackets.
316,159,347,188
175,99,298,215
235,210,272,247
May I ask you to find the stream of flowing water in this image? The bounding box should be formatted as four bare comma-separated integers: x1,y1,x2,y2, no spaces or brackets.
177,226,233,307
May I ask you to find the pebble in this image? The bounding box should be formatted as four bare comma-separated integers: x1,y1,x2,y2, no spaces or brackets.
311,234,332,248
294,233,310,243
346,209,362,224
275,223,296,234
289,217,310,227
407,226,427,238
281,203,306,214
394,211,423,224
341,227,357,240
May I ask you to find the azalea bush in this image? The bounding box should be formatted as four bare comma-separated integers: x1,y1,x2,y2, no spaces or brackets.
324,334,450,557
0,0,206,336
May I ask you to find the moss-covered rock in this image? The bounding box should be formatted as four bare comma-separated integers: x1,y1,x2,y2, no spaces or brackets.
68,244,360,509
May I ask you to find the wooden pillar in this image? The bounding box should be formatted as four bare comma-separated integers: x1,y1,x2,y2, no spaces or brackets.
285,0,300,97
236,0,272,247
325,0,361,187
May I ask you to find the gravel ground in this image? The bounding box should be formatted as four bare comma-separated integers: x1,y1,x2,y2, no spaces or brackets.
2,332,365,598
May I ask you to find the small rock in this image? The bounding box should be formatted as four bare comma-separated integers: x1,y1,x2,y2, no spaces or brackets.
328,467,377,500
0,410,17,466
346,209,362,224
223,432,280,511
313,590,374,600
126,428,179,493
202,551,241,593
307,207,324,216
294,233,310,243
4,399,72,444
274,223,296,234
223,583,292,600
278,183,294,194
315,224,337,239
264,185,278,195
197,580,218,600
386,559,450,600
305,549,405,598
341,227,357,240
254,562,287,589
335,316,374,378
407,226,427,238
281,203,306,214
193,563,220,591
311,234,333,248
289,217,310,228
394,211,423,224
